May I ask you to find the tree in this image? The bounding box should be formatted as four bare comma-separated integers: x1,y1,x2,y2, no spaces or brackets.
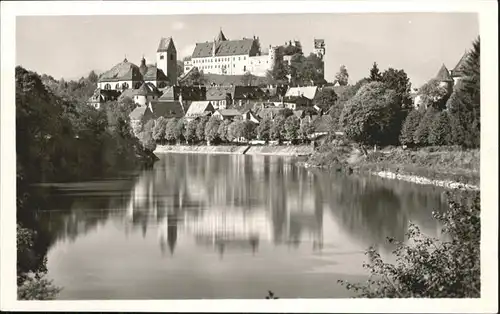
428,111,452,146
270,116,286,143
137,120,156,151
446,37,480,148
205,115,221,144
217,119,232,142
381,68,412,109
152,117,168,144
339,82,402,146
315,88,338,111
238,120,256,141
413,107,439,146
284,115,300,142
87,70,99,83
184,119,198,144
335,65,349,86
256,117,272,141
369,62,382,82
299,118,315,142
196,116,209,142
267,47,289,85
339,191,480,298
174,118,186,143
226,120,240,142
165,118,179,143
399,109,424,146
418,79,450,110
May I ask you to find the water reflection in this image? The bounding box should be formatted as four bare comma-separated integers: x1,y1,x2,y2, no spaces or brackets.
36,154,448,298
39,154,445,255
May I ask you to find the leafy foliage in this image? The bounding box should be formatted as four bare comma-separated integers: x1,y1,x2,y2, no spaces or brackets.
339,82,403,146
369,62,382,82
17,224,62,300
381,68,412,109
165,118,180,143
217,119,232,142
315,88,338,111
256,117,272,141
418,79,450,110
270,116,286,142
446,37,480,148
339,191,480,298
399,109,424,146
335,65,349,86
428,111,452,146
184,119,199,143
413,107,438,147
196,116,209,142
284,115,300,141
152,116,168,143
205,116,222,144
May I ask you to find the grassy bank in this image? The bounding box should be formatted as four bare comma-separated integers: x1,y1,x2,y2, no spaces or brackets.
306,142,480,186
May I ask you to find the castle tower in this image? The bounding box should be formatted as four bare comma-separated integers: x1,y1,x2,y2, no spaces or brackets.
156,37,177,85
314,39,325,60
435,64,454,94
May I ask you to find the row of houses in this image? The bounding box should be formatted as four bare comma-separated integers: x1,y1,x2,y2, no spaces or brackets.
123,84,335,137
87,80,335,137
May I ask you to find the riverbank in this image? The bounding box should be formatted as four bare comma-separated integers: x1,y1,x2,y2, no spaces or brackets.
305,143,480,190
154,145,314,157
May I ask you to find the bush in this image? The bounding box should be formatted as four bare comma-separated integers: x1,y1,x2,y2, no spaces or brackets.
339,191,480,298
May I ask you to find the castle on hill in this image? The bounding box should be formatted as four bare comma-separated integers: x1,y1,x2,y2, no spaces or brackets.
183,29,325,77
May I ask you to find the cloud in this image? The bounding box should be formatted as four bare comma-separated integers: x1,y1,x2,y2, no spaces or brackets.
179,44,196,59
172,21,186,31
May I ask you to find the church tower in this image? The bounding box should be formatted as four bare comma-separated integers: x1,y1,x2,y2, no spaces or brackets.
156,37,177,85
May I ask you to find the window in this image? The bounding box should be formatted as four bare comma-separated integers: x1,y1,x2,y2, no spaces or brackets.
160,55,164,60
104,83,111,90
244,56,246,60
238,57,240,61
122,82,129,89
115,83,120,89
135,82,141,89
243,66,246,72
170,54,174,61
158,82,166,88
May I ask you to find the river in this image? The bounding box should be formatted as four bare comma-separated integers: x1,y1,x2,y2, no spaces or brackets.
32,153,448,299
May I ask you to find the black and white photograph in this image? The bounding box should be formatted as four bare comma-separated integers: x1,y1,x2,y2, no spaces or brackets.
1,1,498,312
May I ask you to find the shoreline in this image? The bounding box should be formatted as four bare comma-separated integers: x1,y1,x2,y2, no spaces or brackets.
154,144,479,191
154,144,314,157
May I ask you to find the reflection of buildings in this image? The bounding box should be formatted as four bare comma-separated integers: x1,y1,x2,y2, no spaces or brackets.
181,208,271,256
124,154,328,257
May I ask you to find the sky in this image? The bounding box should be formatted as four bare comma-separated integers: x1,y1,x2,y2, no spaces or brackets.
16,13,478,88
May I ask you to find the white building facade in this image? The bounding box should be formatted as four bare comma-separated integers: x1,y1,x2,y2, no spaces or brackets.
184,30,275,77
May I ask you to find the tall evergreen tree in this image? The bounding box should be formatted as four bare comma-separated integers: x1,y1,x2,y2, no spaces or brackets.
369,62,382,81
428,111,452,146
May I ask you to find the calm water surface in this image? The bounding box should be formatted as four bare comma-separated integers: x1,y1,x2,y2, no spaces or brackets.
35,153,448,299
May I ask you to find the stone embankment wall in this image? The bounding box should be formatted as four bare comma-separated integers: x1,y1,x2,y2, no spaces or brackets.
154,145,314,157
374,171,479,191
